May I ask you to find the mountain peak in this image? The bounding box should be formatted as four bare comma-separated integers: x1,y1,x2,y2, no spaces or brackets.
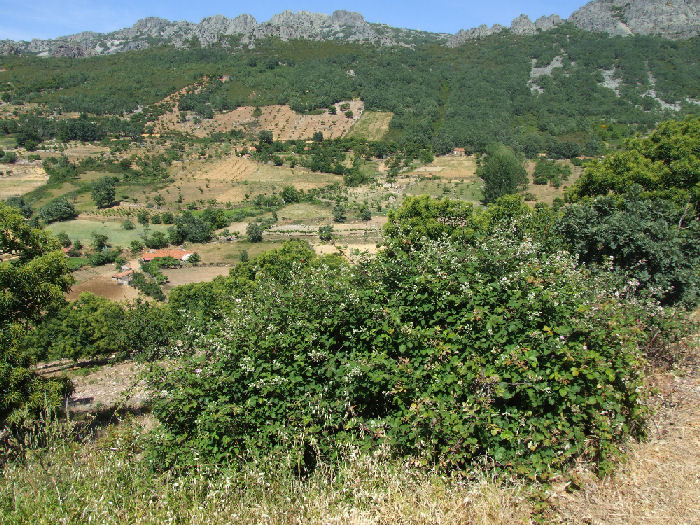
1,2,699,58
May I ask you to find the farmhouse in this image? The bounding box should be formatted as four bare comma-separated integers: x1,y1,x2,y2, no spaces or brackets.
453,147,466,156
141,248,194,263
112,269,134,285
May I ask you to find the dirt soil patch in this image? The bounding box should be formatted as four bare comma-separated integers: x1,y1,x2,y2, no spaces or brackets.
38,360,148,416
68,264,139,302
67,276,139,302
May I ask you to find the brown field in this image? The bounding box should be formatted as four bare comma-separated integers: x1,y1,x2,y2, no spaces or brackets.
162,265,232,291
67,276,139,302
154,101,364,141
407,155,478,180
312,241,381,260
166,154,342,205
0,162,48,199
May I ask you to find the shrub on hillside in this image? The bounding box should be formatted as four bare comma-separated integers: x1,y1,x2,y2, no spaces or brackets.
0,203,74,429
147,232,655,477
557,187,700,306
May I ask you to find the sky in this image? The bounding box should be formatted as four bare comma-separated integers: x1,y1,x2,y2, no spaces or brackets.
0,1,587,41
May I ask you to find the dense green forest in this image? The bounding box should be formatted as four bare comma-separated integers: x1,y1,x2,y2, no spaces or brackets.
1,26,699,155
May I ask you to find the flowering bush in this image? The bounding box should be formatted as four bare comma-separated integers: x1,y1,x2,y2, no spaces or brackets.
147,233,655,478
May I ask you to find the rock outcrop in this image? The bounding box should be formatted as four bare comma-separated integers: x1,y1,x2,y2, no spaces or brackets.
447,14,562,47
1,2,698,57
0,10,410,57
569,0,700,39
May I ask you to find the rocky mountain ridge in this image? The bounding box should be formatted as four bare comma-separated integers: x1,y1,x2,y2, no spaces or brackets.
570,0,699,40
0,9,446,58
1,1,698,57
448,0,699,46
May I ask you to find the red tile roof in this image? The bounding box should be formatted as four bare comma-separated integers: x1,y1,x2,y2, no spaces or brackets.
141,249,193,262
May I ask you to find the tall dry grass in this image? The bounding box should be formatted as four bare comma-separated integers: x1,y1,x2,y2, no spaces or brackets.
0,417,536,524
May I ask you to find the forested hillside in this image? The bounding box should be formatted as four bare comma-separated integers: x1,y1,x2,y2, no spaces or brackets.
1,27,698,156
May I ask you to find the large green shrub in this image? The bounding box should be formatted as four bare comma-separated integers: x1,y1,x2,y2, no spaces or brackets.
23,294,175,362
478,143,527,204
169,211,213,244
38,198,77,223
569,115,700,207
147,232,653,478
91,176,118,208
22,293,127,361
557,187,700,306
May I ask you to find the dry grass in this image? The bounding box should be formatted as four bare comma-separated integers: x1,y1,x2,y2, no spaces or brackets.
161,266,232,291
183,239,285,264
0,162,48,199
38,360,148,416
277,202,332,222
346,111,394,141
59,142,110,162
407,155,478,181
551,330,700,524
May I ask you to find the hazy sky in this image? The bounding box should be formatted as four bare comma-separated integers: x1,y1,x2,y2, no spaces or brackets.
0,1,587,41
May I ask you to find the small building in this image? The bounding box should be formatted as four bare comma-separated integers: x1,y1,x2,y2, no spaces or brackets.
141,248,194,263
453,147,466,156
112,269,134,285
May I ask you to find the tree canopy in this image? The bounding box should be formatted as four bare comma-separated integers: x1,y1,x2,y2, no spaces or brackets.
0,203,74,426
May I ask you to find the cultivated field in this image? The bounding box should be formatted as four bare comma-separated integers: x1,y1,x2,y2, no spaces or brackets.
68,264,140,302
277,202,332,223
67,275,139,302
162,265,232,291
46,219,170,247
184,239,285,264
165,153,342,205
407,154,478,180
